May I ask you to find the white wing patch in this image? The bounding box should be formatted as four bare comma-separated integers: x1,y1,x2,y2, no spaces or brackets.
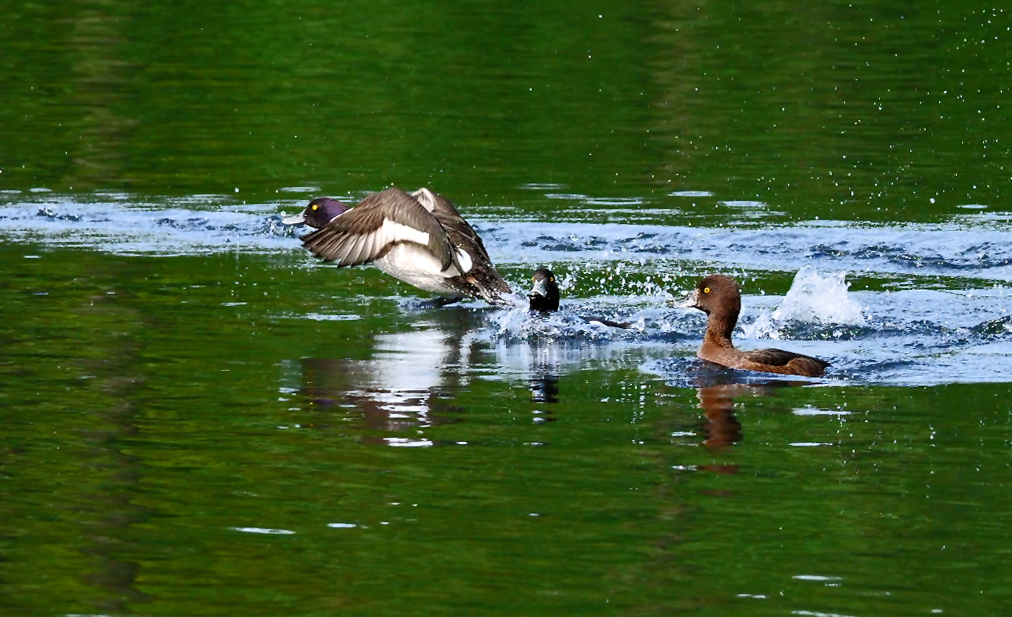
376,218,431,248
326,218,433,267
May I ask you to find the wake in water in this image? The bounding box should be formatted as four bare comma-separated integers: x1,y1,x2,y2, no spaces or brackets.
3,192,1012,385
0,195,300,255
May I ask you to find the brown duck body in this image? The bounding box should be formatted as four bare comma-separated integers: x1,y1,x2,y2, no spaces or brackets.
295,187,512,304
686,274,830,378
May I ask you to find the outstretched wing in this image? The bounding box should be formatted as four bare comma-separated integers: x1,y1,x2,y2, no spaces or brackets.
302,187,459,270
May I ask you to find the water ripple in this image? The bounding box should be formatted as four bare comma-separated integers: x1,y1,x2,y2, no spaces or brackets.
3,194,1012,386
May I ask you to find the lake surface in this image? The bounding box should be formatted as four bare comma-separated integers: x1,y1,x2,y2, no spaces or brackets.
3,1,1012,616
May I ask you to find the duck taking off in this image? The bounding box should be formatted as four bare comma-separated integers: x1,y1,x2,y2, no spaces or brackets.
286,187,512,305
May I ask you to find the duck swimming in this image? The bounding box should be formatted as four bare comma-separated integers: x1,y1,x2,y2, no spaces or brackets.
528,268,632,328
681,274,830,377
528,268,560,312
285,187,512,305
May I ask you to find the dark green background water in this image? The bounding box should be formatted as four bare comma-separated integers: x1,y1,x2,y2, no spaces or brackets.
3,1,1012,615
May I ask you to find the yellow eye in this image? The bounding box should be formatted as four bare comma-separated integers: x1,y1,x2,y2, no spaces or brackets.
311,204,319,211
703,287,711,294
550,277,555,283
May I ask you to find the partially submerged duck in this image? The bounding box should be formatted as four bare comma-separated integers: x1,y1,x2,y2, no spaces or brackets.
527,268,560,312
680,274,830,377
528,268,632,329
285,187,512,304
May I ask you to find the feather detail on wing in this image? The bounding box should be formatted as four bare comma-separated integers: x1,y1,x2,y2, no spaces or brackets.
743,347,829,368
412,188,498,270
412,189,512,297
302,187,460,271
743,348,830,377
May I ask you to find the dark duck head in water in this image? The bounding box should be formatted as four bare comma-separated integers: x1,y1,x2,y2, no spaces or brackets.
527,268,560,312
527,268,632,329
284,188,512,305
682,274,830,377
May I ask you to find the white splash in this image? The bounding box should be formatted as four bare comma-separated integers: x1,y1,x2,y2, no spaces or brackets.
487,301,631,344
776,266,865,324
743,266,865,339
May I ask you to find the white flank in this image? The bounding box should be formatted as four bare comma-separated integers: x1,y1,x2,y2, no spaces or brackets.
375,244,457,294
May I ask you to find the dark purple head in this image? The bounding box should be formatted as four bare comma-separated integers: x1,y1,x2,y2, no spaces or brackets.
282,197,349,229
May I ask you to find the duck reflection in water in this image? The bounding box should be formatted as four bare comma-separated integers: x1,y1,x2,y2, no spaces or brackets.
508,266,668,418
688,369,806,473
529,372,560,405
288,308,488,446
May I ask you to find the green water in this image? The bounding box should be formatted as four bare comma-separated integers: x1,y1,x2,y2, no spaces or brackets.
3,1,1012,616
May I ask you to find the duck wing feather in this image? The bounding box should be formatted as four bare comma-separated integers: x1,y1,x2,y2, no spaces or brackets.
744,347,829,367
743,347,830,377
411,189,494,262
301,187,459,271
411,188,512,296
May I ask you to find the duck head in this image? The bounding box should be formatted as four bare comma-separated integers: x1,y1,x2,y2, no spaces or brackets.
528,268,560,312
685,274,741,318
283,197,349,228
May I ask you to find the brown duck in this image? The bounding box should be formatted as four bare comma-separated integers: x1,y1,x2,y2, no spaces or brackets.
683,274,830,377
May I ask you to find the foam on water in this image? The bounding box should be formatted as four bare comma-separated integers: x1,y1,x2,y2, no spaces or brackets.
7,194,1012,286
743,267,866,340
488,303,626,343
5,193,1012,386
0,197,301,255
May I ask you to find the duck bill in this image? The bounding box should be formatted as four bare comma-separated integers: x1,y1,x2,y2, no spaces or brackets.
528,278,549,300
282,212,307,225
668,289,699,309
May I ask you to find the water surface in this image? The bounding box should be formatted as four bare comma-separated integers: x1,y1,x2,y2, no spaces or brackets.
2,1,1012,616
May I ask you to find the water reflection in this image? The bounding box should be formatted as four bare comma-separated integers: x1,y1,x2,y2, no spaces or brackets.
289,308,490,446
286,306,645,435
695,384,745,453
690,374,804,469
516,340,565,423
529,372,560,405
63,0,135,189
494,336,619,423
67,287,150,611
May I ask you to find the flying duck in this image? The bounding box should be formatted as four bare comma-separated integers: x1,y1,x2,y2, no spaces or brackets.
285,187,512,304
680,274,830,377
